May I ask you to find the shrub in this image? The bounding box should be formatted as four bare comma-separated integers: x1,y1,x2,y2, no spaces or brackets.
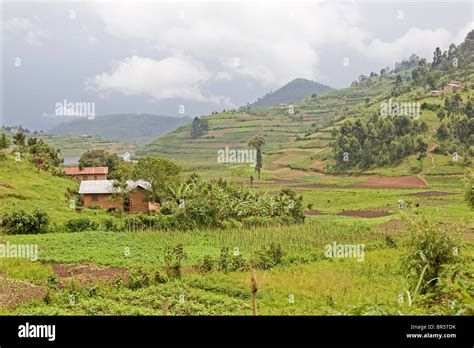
160,201,179,215
402,218,462,296
65,218,98,232
102,218,118,231
153,269,169,284
217,246,248,273
200,255,215,273
128,267,150,290
164,244,187,279
254,243,284,269
1,208,49,234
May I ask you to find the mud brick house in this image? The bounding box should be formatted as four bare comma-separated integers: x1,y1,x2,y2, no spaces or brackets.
78,180,159,213
64,167,108,181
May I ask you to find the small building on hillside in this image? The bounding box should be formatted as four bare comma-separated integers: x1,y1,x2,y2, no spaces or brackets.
78,179,159,213
64,167,108,181
443,80,462,91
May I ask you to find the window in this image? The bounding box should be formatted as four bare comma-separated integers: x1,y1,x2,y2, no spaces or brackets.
84,176,88,180
94,175,97,180
91,194,98,202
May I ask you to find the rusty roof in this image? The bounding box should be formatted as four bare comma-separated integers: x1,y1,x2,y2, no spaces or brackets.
64,167,109,175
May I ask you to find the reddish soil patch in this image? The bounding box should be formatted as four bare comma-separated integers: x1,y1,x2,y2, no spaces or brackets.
52,263,128,287
405,191,456,197
337,210,392,218
210,129,231,137
354,176,428,189
304,210,326,216
260,178,334,188
310,161,325,170
0,276,45,309
378,219,406,231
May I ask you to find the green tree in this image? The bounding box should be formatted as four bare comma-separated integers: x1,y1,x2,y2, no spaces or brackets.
190,117,209,138
132,157,181,202
432,47,443,67
248,135,266,180
0,132,10,149
13,131,26,147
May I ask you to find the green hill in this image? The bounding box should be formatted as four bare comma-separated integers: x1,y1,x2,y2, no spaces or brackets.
245,78,332,108
138,32,474,178
49,113,191,146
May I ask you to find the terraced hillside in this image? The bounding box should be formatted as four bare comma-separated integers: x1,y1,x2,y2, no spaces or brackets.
137,77,392,174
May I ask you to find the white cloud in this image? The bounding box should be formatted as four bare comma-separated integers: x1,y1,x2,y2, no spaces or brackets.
85,55,230,105
3,17,48,46
88,2,473,97
90,2,369,87
362,23,473,64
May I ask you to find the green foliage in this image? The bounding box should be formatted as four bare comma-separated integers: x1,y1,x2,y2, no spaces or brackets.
164,244,188,279
190,117,209,138
13,131,26,147
402,218,462,296
65,218,98,232
1,208,50,234
254,243,284,269
331,115,428,169
132,157,181,202
248,134,266,179
128,267,150,290
0,132,10,149
464,171,474,209
217,246,248,273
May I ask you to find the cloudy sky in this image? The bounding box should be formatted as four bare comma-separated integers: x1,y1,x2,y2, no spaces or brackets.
1,0,473,130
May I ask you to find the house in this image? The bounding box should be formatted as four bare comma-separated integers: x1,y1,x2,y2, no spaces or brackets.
78,180,159,213
443,80,462,91
64,167,108,181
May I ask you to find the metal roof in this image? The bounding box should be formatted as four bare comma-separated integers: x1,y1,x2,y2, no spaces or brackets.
79,180,152,194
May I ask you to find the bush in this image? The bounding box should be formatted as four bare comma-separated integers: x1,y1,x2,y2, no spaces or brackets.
153,269,169,284
217,246,248,273
160,201,178,215
254,243,284,269
65,218,98,232
402,218,462,296
200,255,215,272
128,267,150,290
1,208,50,234
164,244,187,279
102,218,118,231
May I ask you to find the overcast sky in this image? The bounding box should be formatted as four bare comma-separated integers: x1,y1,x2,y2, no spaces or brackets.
1,0,473,130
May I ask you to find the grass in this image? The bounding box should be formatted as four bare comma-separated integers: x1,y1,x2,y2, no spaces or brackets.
1,221,386,269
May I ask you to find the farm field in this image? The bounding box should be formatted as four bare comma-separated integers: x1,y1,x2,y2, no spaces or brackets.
0,156,472,315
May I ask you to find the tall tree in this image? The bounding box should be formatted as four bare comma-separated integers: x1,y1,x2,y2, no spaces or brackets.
0,132,10,150
132,157,181,202
13,131,26,147
248,135,266,180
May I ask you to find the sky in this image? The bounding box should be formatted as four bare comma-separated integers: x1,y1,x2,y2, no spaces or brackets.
1,0,473,131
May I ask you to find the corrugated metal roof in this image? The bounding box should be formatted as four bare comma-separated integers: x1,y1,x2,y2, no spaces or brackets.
64,167,109,175
79,180,152,194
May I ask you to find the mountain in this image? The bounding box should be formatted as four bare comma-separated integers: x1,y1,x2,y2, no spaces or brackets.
49,113,191,146
245,78,332,108
137,32,473,177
